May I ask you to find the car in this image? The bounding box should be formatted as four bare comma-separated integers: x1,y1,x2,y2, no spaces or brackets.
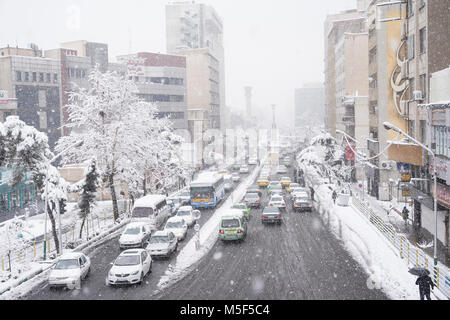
232,163,241,171
271,190,286,200
146,230,178,258
248,157,258,165
219,215,247,242
268,183,283,195
268,195,287,210
231,172,240,182
277,165,287,174
261,206,282,224
286,183,301,193
106,249,152,286
179,189,191,205
293,195,313,212
218,169,230,176
257,176,270,187
292,190,309,200
246,185,262,197
167,197,182,216
239,165,249,174
243,192,261,208
280,177,292,188
175,206,199,227
48,252,91,289
231,202,251,220
164,216,188,241
119,222,152,249
224,174,233,192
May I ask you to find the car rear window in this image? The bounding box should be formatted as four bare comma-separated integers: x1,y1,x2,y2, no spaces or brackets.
221,219,240,228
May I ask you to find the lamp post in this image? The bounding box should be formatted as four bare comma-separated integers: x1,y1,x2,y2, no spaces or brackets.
383,121,438,266
43,140,83,260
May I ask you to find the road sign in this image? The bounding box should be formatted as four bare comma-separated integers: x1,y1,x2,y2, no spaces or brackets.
194,223,200,232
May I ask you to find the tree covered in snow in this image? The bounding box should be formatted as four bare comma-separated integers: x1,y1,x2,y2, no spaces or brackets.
56,67,189,220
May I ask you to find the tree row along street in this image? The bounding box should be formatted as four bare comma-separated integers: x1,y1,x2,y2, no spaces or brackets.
21,163,388,300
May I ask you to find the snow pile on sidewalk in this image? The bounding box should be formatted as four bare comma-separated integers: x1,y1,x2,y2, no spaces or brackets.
157,165,261,290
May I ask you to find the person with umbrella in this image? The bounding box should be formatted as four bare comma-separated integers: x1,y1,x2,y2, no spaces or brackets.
409,267,435,300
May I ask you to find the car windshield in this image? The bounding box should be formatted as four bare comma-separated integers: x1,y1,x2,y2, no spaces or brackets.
271,197,282,202
263,207,279,214
150,236,169,244
221,219,240,228
245,193,259,199
114,255,140,266
54,259,79,269
166,221,183,229
124,227,141,235
233,204,245,209
177,210,190,216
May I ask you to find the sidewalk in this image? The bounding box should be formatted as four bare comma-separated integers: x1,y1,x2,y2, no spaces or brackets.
353,183,449,268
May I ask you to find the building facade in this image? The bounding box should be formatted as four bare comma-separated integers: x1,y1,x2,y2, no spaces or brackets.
294,83,325,128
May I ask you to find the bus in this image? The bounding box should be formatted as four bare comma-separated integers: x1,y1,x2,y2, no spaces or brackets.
190,172,225,209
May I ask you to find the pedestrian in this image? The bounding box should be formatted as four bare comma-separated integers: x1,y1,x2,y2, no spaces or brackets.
332,190,337,204
310,187,315,202
415,274,434,300
402,206,409,226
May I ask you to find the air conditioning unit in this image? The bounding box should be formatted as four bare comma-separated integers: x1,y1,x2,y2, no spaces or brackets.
380,160,393,170
401,22,407,40
400,60,408,79
413,90,423,101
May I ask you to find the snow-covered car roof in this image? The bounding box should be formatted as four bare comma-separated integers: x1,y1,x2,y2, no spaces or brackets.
178,206,193,211
134,194,166,209
120,249,146,256
59,252,85,260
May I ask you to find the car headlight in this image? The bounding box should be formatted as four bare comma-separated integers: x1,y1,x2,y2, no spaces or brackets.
131,270,140,275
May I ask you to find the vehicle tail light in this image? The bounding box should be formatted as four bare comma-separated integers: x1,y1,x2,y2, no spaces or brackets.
237,229,243,234
255,200,259,203
262,216,267,219
269,204,273,206
276,216,281,219
219,230,224,234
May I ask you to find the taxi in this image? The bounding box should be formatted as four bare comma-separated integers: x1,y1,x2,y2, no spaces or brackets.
286,182,300,193
219,215,247,242
280,177,292,188
257,176,270,187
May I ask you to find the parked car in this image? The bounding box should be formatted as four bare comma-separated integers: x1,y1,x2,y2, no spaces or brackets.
106,249,152,286
277,165,287,174
146,230,178,258
293,194,313,212
243,192,261,208
268,195,287,210
246,185,262,197
164,216,188,241
239,165,249,174
175,206,200,227
219,215,247,242
261,206,282,224
48,252,91,289
231,202,251,220
119,222,152,249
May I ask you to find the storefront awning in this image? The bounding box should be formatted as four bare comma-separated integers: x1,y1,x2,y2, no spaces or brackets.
387,142,424,166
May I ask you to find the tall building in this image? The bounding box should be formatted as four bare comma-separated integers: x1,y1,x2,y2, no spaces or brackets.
294,83,324,128
165,2,226,132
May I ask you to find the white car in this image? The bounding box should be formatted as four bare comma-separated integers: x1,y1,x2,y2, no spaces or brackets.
146,230,178,258
175,206,199,227
268,195,287,210
277,165,287,174
164,216,188,241
240,165,249,174
106,249,152,286
48,252,91,289
231,173,240,182
119,222,152,249
179,189,191,205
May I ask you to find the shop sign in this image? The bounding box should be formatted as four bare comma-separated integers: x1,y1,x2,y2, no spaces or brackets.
430,157,450,183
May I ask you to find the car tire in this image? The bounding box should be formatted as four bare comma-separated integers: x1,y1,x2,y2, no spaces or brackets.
139,273,144,284
85,267,91,279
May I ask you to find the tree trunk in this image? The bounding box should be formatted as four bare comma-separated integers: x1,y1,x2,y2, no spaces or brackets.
109,173,119,221
143,178,147,196
47,202,60,254
79,216,86,239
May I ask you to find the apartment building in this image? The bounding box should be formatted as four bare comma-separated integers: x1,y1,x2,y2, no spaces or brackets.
294,83,325,128
166,2,226,131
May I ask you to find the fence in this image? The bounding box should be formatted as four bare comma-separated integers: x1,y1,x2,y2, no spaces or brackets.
352,194,450,299
0,199,130,275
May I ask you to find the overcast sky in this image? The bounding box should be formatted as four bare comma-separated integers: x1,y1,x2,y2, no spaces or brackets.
0,0,357,125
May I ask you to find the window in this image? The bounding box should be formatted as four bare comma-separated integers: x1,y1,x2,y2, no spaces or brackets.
53,73,58,83
16,71,22,81
32,72,37,82
419,27,426,54
434,126,448,157
76,69,81,78
419,120,426,144
70,68,75,78
409,78,415,99
81,69,86,78
24,72,29,82
46,73,51,82
420,74,427,98
419,0,426,9
407,35,414,59
408,0,415,17
39,72,44,82
408,120,415,138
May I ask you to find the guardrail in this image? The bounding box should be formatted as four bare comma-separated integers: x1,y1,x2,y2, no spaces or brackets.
352,194,450,299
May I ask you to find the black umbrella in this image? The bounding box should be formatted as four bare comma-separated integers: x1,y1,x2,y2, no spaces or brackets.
408,267,430,276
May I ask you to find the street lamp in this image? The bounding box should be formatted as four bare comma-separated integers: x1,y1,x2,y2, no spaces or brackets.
43,140,83,260
383,121,438,266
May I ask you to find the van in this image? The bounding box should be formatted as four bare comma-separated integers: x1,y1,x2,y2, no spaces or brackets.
131,195,170,231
